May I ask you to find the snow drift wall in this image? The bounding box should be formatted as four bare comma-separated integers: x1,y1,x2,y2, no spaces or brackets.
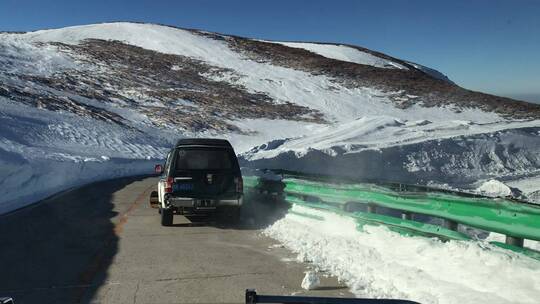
0,150,156,214
0,152,157,214
242,127,540,188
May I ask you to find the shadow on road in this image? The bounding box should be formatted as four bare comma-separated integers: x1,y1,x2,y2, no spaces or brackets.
199,193,290,230
162,192,290,230
235,193,290,230
0,176,148,304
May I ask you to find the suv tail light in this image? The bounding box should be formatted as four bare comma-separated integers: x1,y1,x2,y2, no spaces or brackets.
165,177,174,193
235,177,243,193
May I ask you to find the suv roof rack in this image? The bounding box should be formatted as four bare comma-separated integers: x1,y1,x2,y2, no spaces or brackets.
176,138,232,148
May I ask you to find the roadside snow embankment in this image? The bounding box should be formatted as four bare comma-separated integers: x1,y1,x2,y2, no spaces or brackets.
476,179,513,197
0,154,155,214
0,99,168,214
242,119,540,200
265,205,540,304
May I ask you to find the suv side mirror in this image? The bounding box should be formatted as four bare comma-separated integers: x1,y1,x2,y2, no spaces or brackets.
154,164,163,174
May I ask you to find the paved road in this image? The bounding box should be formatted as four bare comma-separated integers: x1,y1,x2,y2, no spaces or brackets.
0,176,351,304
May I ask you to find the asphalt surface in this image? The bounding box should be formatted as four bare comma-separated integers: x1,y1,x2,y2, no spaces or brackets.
0,176,351,304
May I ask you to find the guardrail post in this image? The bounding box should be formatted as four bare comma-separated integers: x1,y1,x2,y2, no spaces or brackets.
443,219,458,231
367,204,376,214
401,212,413,220
505,236,524,247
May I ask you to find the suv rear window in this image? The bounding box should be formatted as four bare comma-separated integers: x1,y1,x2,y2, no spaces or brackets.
175,148,233,170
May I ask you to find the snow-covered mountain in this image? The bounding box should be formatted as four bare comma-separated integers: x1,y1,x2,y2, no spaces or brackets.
1,22,540,212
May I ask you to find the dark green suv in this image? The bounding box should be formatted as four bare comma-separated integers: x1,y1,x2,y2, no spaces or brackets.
154,138,243,226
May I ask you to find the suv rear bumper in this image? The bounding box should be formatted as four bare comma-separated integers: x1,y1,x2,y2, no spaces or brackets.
167,196,243,210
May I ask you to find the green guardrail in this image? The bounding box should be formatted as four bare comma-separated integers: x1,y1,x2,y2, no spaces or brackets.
283,178,540,242
286,194,470,241
243,174,540,260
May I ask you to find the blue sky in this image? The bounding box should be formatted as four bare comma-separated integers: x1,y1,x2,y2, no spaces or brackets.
1,0,539,102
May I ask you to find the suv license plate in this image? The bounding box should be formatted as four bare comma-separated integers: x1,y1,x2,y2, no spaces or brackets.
197,200,214,207
174,183,193,191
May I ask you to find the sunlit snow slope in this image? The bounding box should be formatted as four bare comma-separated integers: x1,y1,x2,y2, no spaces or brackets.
1,22,540,213
272,41,409,69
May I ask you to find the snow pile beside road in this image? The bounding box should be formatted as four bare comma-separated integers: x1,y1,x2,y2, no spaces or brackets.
0,98,169,214
243,116,539,160
301,271,321,290
0,155,155,214
242,122,540,193
476,180,513,197
265,205,540,304
506,176,540,204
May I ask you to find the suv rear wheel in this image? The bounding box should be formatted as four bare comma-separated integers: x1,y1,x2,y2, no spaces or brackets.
161,208,173,226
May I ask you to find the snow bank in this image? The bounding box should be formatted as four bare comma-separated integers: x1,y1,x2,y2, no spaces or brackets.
0,98,169,214
243,116,539,161
265,205,540,304
0,154,155,214
476,180,512,197
243,126,540,187
301,271,321,290
506,175,540,204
